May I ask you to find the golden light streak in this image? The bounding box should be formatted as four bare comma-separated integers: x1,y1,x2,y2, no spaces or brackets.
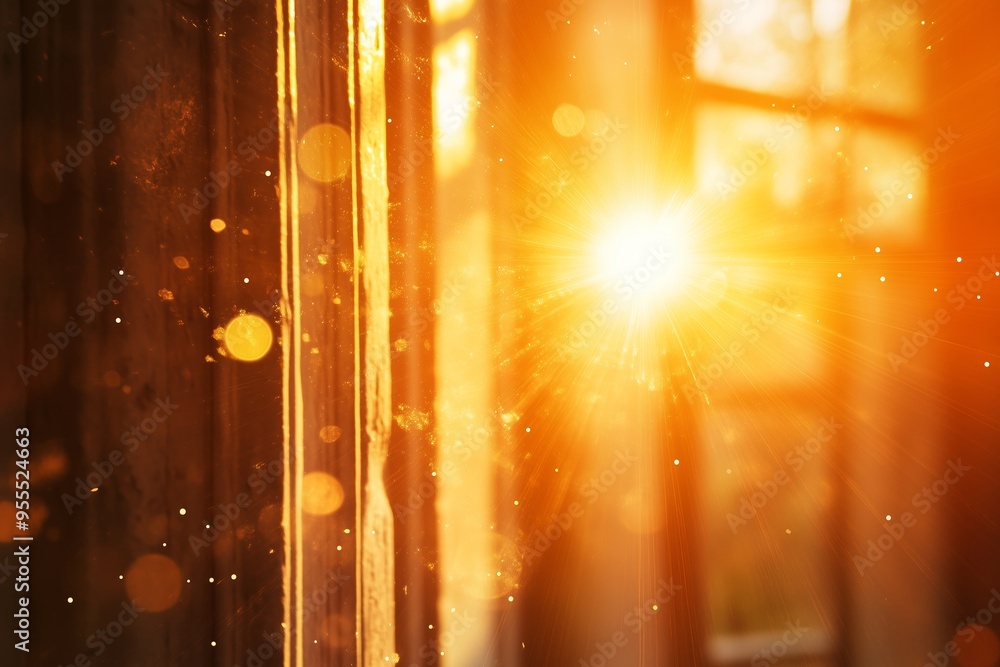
357,0,396,664
436,208,495,667
276,0,305,664
346,0,364,663
433,29,478,179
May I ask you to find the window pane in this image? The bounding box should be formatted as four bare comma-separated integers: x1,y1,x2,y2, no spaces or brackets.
849,0,923,115
694,0,815,96
701,410,839,641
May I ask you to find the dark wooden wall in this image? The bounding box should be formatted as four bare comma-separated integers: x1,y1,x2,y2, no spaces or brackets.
2,1,286,665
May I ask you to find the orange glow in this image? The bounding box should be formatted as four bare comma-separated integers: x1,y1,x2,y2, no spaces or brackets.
301,472,345,516
433,29,478,179
430,0,474,24
124,554,182,613
298,123,351,182
552,104,586,137
222,314,274,362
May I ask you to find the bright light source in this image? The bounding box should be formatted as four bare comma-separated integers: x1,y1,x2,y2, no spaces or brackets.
591,207,692,307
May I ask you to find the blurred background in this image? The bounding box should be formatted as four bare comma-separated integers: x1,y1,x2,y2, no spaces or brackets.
2,0,999,666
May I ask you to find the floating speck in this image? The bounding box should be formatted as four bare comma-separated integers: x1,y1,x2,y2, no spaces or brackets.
319,425,342,443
